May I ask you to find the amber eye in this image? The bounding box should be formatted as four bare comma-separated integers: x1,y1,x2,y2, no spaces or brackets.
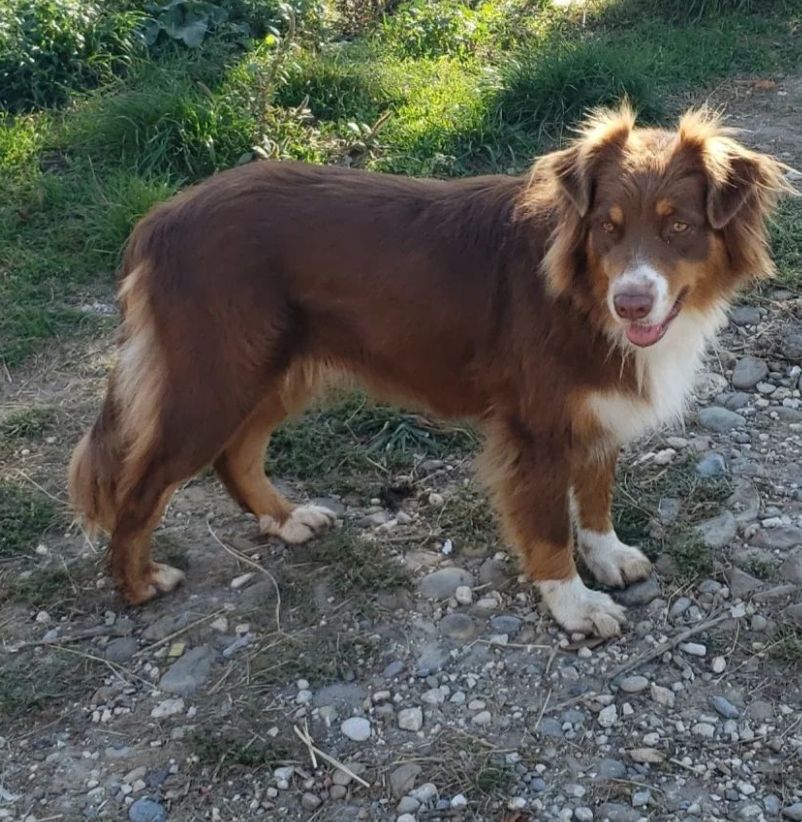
672,221,689,233
602,221,616,234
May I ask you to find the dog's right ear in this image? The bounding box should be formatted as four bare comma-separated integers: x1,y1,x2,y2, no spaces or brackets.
548,105,635,217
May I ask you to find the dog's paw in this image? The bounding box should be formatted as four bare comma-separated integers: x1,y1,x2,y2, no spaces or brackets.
150,562,186,593
538,575,627,638
121,562,185,605
577,530,652,588
260,504,337,544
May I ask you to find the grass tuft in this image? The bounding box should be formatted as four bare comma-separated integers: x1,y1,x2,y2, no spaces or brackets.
0,482,57,557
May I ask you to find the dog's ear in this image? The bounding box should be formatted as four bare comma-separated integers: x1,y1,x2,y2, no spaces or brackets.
706,148,786,229
548,105,634,217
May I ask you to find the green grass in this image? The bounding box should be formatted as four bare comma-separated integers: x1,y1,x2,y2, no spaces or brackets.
0,406,57,440
189,724,294,773
271,394,476,491
0,482,58,557
2,0,802,365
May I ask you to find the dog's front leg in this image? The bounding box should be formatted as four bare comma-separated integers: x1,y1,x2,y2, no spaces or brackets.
480,419,626,638
571,447,652,588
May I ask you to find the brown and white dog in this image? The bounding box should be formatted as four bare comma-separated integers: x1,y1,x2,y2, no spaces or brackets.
69,106,792,637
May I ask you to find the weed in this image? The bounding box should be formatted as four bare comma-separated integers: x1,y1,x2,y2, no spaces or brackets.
190,724,294,771
770,625,802,667
0,406,57,440
0,651,101,731
432,483,498,558
771,197,802,286
667,530,714,579
0,482,57,557
271,394,476,492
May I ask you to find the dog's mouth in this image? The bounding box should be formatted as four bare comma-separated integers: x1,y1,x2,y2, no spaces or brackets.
625,292,686,348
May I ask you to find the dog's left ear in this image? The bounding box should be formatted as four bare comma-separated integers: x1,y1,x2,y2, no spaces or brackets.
706,148,785,230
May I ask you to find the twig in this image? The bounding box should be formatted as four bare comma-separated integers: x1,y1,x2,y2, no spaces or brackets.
606,611,733,681
292,724,370,788
14,470,67,506
531,688,552,733
206,521,282,633
134,608,227,658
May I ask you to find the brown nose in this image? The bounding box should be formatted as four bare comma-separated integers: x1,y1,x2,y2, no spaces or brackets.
614,292,654,321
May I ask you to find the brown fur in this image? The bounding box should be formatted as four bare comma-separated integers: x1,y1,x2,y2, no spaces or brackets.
68,106,794,608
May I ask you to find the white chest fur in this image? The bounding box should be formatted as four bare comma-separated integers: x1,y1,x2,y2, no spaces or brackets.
587,307,727,445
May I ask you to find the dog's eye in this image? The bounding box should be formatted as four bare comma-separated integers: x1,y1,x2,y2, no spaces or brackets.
602,221,616,234
672,221,689,233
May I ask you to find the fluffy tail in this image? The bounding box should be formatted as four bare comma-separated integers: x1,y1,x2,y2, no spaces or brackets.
68,382,126,535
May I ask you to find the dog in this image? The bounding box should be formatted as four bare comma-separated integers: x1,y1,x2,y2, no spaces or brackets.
69,106,792,637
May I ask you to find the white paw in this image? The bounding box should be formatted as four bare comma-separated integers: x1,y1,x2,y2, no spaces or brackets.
577,529,652,588
150,563,186,593
260,504,337,544
538,575,627,638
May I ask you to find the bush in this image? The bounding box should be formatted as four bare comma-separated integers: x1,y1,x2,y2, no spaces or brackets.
0,0,143,112
380,0,480,58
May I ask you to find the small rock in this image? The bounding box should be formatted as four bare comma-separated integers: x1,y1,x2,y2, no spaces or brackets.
390,763,421,798
669,597,692,619
329,785,347,800
618,675,649,694
472,710,492,726
779,548,802,584
490,615,522,636
726,567,763,597
732,357,769,389
301,793,322,811
419,568,473,600
783,803,802,821
230,572,254,589
692,722,716,738
695,452,728,479
614,576,660,606
104,637,138,664
699,407,746,432
398,707,423,732
628,748,665,764
597,705,617,728
451,794,468,809
397,797,420,814
159,645,217,696
454,585,473,605
712,655,727,674
783,603,802,629
780,328,802,361
595,758,627,780
680,642,707,657
730,305,761,326
128,799,166,822
150,698,185,719
753,526,802,550
696,511,737,548
650,683,675,708
438,613,477,641
341,717,371,742
575,808,594,822
711,695,739,719
632,789,651,808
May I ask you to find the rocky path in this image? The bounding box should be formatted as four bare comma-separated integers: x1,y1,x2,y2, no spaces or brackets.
2,78,802,822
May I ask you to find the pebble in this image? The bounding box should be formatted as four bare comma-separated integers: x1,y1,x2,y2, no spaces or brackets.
390,764,421,797
104,637,138,663
575,808,594,822
150,698,185,719
680,642,707,657
730,305,761,326
397,815,416,822
783,804,802,821
490,614,522,635
454,585,473,605
753,526,802,549
613,576,660,606
711,695,739,719
230,572,254,589
632,789,651,807
419,568,473,599
341,717,371,742
692,722,716,738
128,799,167,822
398,707,423,732
159,645,217,696
438,613,477,641
329,785,347,800
597,705,617,728
618,675,649,693
695,511,737,548
669,597,692,619
712,656,727,674
732,356,769,389
650,683,676,708
699,406,746,432
301,793,322,810
472,710,492,726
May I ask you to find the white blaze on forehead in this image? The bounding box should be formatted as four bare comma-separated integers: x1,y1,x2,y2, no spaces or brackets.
608,263,672,325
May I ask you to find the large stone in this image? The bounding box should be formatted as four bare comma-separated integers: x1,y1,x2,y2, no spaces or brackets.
418,568,473,600
695,511,737,549
753,527,802,550
390,763,422,797
732,357,769,390
159,645,217,696
699,407,746,433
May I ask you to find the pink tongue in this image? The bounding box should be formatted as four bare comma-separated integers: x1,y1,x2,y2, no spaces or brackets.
626,323,664,347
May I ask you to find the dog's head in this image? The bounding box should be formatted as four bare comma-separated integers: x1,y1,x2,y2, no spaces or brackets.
532,105,796,348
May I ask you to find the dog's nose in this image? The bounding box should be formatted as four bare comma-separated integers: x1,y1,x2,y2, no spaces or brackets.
613,291,654,321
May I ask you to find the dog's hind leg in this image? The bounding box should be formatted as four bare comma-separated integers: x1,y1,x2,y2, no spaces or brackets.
214,379,336,544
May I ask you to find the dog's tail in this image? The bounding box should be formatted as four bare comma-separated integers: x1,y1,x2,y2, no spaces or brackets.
69,217,165,535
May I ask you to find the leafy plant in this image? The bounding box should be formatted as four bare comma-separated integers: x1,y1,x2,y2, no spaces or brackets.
141,0,236,48
0,0,142,112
